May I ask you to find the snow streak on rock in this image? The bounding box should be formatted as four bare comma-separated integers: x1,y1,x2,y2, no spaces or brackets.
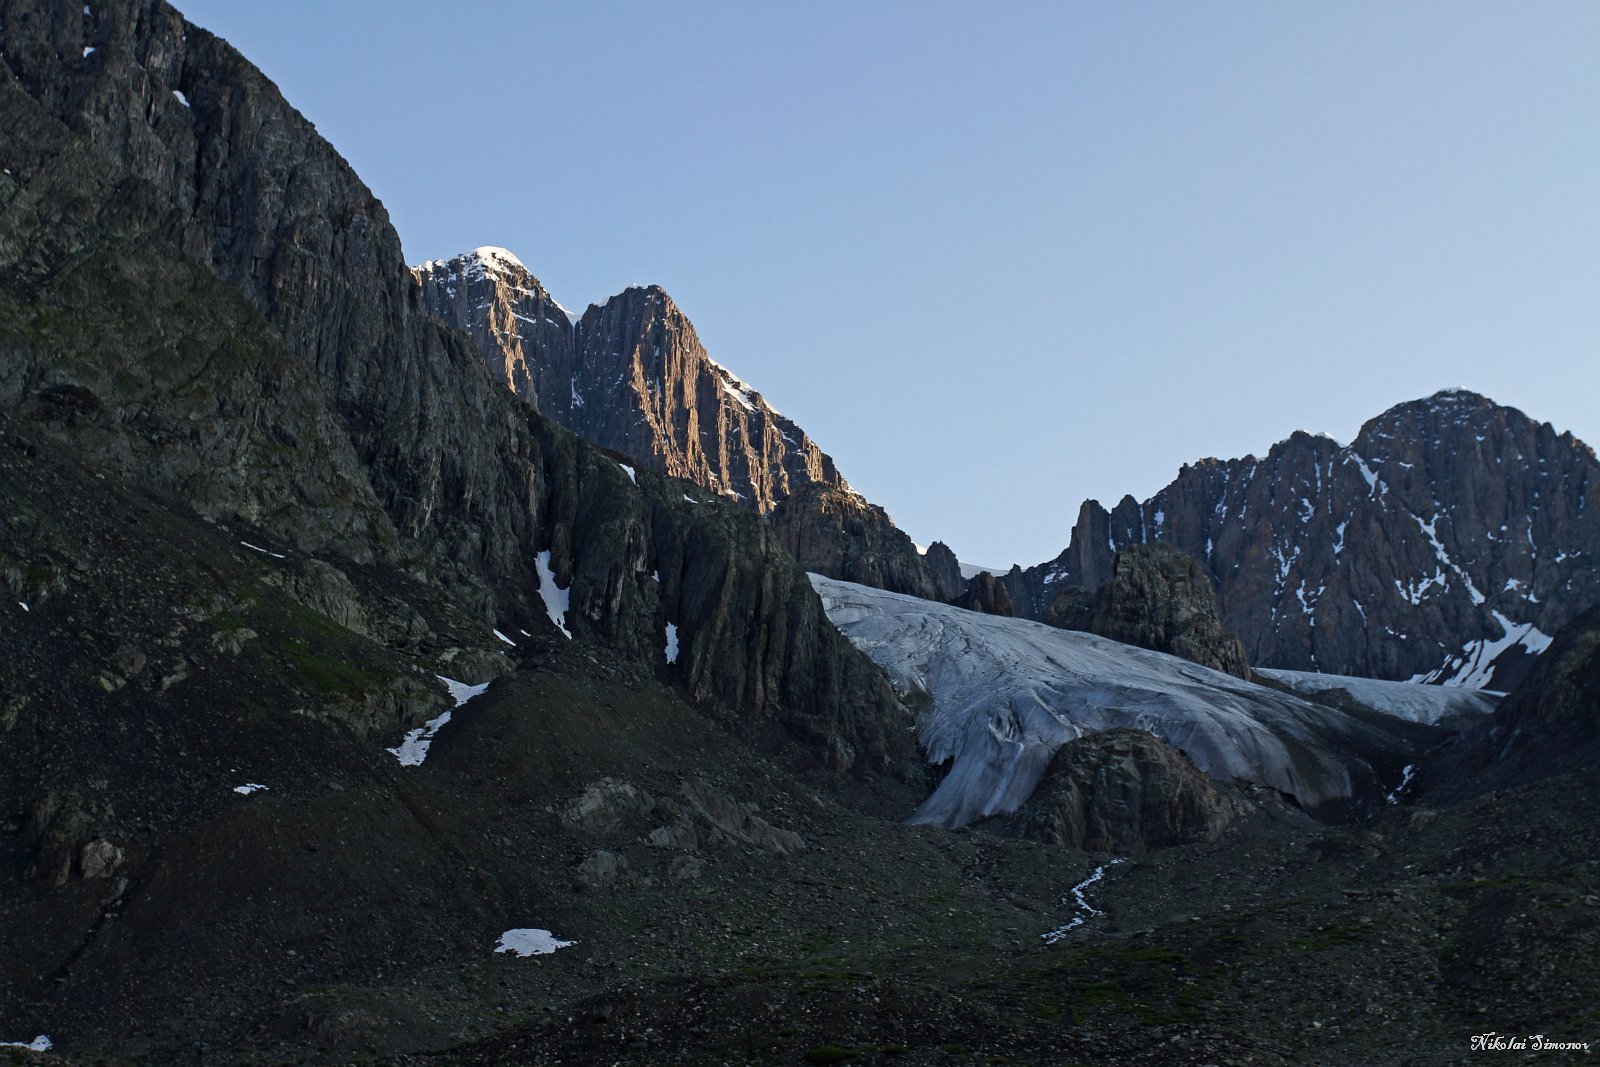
1385,764,1416,805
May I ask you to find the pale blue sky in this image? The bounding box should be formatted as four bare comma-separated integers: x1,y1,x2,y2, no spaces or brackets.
179,1,1600,568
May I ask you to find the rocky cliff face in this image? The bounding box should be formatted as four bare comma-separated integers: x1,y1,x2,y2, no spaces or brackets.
413,250,940,598
769,482,939,598
1045,544,1251,679
989,729,1233,854
1017,392,1599,689
0,0,914,777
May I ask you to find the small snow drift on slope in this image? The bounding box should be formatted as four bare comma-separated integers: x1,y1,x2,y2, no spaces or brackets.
0,1036,51,1051
494,929,575,956
1257,669,1500,724
811,575,1418,828
387,675,492,767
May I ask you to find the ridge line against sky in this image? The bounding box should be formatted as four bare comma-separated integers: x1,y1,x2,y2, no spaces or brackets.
176,0,1600,567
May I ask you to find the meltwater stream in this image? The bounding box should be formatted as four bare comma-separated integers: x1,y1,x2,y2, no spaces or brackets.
1042,858,1126,943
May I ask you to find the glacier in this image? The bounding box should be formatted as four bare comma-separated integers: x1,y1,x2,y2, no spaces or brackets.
811,575,1428,827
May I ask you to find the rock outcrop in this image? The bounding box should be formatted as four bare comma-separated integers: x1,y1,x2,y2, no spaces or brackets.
0,0,914,777
948,571,1015,617
1426,605,1600,799
989,729,1232,854
921,541,966,601
1014,392,1600,689
1044,544,1250,678
1488,604,1600,773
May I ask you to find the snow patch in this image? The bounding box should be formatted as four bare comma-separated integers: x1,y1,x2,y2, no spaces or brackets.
232,783,267,796
535,550,572,639
17,601,28,612
471,246,526,273
240,540,286,559
664,622,679,664
437,675,492,709
172,89,189,107
617,462,636,484
0,1036,51,1052
492,629,517,646
707,358,771,415
495,928,575,957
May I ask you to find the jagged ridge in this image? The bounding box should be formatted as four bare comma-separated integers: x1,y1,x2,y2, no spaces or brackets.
1007,390,1599,689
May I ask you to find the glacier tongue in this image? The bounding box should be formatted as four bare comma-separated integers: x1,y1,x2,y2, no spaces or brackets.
1256,668,1500,723
811,575,1413,828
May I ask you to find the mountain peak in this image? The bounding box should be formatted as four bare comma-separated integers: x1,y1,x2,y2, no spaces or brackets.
468,245,528,272
418,245,537,279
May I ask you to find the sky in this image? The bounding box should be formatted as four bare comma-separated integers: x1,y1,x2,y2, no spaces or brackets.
177,1,1600,568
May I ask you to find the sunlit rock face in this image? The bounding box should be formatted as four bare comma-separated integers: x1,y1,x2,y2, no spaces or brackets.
415,257,938,597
